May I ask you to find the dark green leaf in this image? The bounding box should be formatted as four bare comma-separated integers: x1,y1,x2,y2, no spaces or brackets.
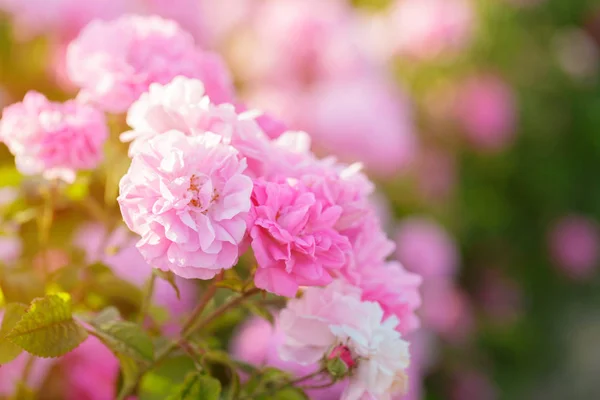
167,372,221,400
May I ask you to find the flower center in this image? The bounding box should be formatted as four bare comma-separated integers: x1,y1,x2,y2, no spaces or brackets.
188,174,219,211
327,345,356,369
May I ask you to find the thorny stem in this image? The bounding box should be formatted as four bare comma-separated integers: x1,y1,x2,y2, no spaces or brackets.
240,367,329,399
117,286,262,399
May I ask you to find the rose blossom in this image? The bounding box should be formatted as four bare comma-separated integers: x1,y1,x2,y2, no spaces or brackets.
454,74,517,152
121,76,271,176
0,91,108,183
247,179,351,297
395,217,459,279
279,281,411,400
118,130,253,280
231,316,345,400
357,261,422,335
298,76,416,176
66,15,233,113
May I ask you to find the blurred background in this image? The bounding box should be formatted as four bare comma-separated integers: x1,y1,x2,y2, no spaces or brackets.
1,0,600,399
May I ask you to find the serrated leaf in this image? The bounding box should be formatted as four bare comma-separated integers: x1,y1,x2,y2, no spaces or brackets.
153,270,181,300
0,269,45,304
91,306,121,326
167,373,221,400
91,319,154,363
0,303,27,363
243,303,275,326
6,293,88,358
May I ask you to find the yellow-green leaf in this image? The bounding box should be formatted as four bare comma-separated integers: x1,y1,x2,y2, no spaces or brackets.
0,303,27,363
90,319,154,363
6,293,88,358
167,372,221,400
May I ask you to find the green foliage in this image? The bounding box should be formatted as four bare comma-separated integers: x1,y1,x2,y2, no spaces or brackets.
6,293,87,358
90,307,154,363
167,372,221,400
0,303,27,363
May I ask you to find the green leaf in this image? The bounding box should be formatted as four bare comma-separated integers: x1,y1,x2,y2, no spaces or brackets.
0,269,45,304
6,293,88,358
153,270,181,300
167,373,221,400
0,303,27,363
90,313,154,364
139,356,195,400
117,354,142,400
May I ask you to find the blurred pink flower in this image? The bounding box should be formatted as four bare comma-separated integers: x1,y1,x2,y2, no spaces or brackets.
67,15,233,113
239,0,370,88
420,280,473,342
118,131,253,280
0,353,54,397
548,215,600,279
0,237,21,266
32,248,70,274
299,77,416,176
248,179,351,297
62,336,119,400
395,217,458,279
279,281,411,399
389,0,474,60
454,74,517,152
0,91,108,183
0,0,134,40
231,316,345,400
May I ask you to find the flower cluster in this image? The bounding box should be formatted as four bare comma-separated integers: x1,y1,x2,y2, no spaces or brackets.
0,12,422,400
0,91,108,183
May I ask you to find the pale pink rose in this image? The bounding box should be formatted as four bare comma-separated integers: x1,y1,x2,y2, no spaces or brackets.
454,74,517,151
389,0,474,60
279,281,411,400
61,336,119,400
74,223,197,328
234,103,288,140
121,77,271,177
248,179,351,297
66,15,233,113
240,0,370,88
118,130,253,280
142,0,205,42
231,316,345,400
420,280,473,342
299,77,416,176
548,215,600,279
0,91,108,183
395,217,458,279
357,261,422,335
